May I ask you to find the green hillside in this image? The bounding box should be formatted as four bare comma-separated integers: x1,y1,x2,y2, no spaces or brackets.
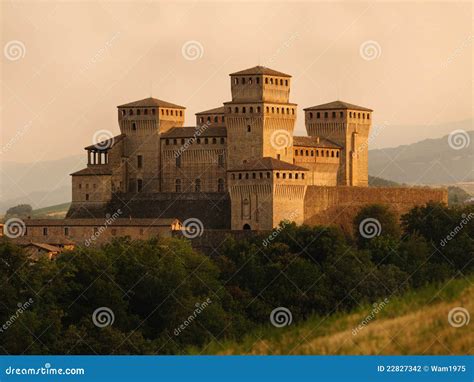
200,277,473,355
31,202,71,219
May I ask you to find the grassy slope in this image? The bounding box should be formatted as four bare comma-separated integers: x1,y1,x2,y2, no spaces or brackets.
31,202,71,218
199,277,473,355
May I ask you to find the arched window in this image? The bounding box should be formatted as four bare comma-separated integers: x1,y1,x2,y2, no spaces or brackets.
302,173,305,180
326,150,329,156
317,112,320,118
309,112,313,119
220,137,225,144
285,80,288,86
222,116,225,122
311,150,314,157
228,107,232,113
152,109,156,115
280,79,283,85
336,151,339,158
271,107,274,113
266,107,269,113
340,111,343,117
245,173,249,179
212,138,217,144
195,179,201,192
321,150,324,157
180,111,183,117
266,172,270,178
137,109,141,115
249,78,253,84
173,139,177,145
205,138,209,144
235,107,239,113
247,125,251,132
276,172,280,179
331,151,334,157
306,150,309,156
218,154,224,167
199,117,204,123
242,77,246,84
257,106,261,113
161,109,164,115
296,173,299,179
144,109,148,115
165,139,170,145
289,173,293,179
332,111,336,118
214,116,218,123
129,109,133,115
166,109,169,115
250,107,253,113
207,116,211,123
259,172,263,179
252,172,256,179
292,109,295,115
358,113,361,118
238,173,242,180
300,150,303,155
367,114,370,120
197,138,201,144
316,150,319,157
265,78,268,84
295,150,298,156
218,178,224,192
282,108,285,115
282,173,286,179
256,77,260,84
132,123,136,131
324,112,328,118
175,179,181,193
242,107,246,113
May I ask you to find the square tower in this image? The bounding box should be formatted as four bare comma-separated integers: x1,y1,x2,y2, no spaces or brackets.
304,101,372,187
224,66,297,167
117,97,185,192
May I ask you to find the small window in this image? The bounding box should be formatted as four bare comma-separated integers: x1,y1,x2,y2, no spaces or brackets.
144,109,148,115
252,173,256,179
121,110,126,116
249,78,253,84
289,173,293,179
265,78,268,84
238,173,242,180
129,109,133,115
285,80,288,86
267,172,270,178
205,138,209,144
256,77,260,84
250,107,253,113
207,116,211,123
302,173,305,180
231,174,235,180
282,173,286,179
340,111,343,117
247,125,251,133
199,117,204,123
235,107,239,113
324,112,328,118
295,150,298,156
277,154,281,160
332,111,336,118
85,194,89,201
165,139,170,145
212,138,217,144
280,79,283,85
137,109,141,116
367,114,370,120
132,123,136,131
309,112,313,119
257,106,261,113
175,179,181,193
43,227,48,236
317,112,320,118
214,116,218,123
180,111,183,117
242,107,246,113
259,172,263,179
152,109,156,115
242,78,246,84
137,155,143,168
218,154,224,167
276,173,280,179
195,179,201,192
306,150,309,156
79,183,82,189
137,179,143,192
197,138,201,144
295,173,299,179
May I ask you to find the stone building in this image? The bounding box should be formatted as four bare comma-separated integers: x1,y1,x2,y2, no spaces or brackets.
55,65,447,236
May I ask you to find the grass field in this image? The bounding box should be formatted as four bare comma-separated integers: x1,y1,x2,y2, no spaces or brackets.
199,277,473,355
31,202,71,218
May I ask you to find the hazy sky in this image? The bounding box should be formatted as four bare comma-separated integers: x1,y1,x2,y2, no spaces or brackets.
1,1,472,163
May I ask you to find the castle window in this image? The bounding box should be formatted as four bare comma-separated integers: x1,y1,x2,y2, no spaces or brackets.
247,125,251,132
324,112,328,118
363,113,366,119
200,117,204,123
256,77,260,84
180,111,183,117
349,112,352,118
132,122,136,130
295,173,299,179
214,116,218,123
265,78,268,84
249,78,253,84
228,107,232,113
358,113,361,118
197,138,201,144
175,179,181,192
245,173,249,179
121,110,126,116
242,107,246,113
207,116,211,122
257,106,261,113
300,150,303,155
218,178,224,192
316,150,319,156
181,138,185,144
172,139,177,145
176,156,181,168
79,183,82,189
270,78,274,84
271,107,274,113
137,109,141,116
205,138,209,144
43,227,48,236
252,173,256,179
289,173,292,179
220,138,225,144
282,173,286,179
285,80,288,86
277,108,280,114
212,138,217,144
310,150,314,156
194,179,201,192
235,107,239,113
64,227,69,236
367,114,370,120
242,78,246,84
317,112,320,118
336,151,340,158
165,139,169,145
137,179,143,192
250,107,253,113
129,109,133,115
302,173,305,180
144,109,148,115
86,183,89,189
292,109,295,115
340,111,343,117
161,109,164,115
222,116,225,122
218,154,224,167
267,172,270,178
166,110,169,116
266,107,269,113
238,173,242,180
321,150,324,157
280,79,283,85
295,150,298,156
93,183,97,189
309,112,313,119
304,150,308,156
259,172,263,179
332,111,336,118
282,108,285,115
231,174,235,180
276,172,280,179
326,150,329,156
85,194,89,201
152,109,156,115
331,151,334,157
277,154,281,160
234,78,238,85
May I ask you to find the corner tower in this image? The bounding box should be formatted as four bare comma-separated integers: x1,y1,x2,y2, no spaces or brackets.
117,97,185,192
304,101,372,187
224,66,297,167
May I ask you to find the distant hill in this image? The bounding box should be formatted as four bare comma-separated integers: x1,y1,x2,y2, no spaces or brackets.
369,130,473,185
0,155,85,213
31,202,71,219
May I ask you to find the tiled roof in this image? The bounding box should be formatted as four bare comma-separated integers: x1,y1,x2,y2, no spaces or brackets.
293,136,341,149
230,66,291,78
161,126,227,138
84,134,125,151
229,157,308,171
25,242,62,252
304,100,372,112
23,218,180,227
195,106,225,115
70,166,112,176
117,97,185,109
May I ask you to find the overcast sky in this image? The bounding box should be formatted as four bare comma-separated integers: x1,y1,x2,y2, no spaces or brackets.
1,1,472,163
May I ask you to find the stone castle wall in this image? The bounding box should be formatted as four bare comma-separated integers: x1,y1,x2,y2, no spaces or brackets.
303,186,448,235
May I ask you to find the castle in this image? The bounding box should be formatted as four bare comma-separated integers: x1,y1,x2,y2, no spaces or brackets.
67,66,379,231
14,66,447,247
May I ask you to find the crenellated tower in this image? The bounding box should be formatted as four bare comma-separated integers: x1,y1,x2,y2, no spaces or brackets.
304,101,372,187
224,66,297,167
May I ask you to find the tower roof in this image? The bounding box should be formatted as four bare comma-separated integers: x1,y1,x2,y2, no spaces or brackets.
304,100,372,112
161,126,227,138
230,66,291,78
117,97,185,109
195,106,225,115
228,157,308,172
293,136,341,149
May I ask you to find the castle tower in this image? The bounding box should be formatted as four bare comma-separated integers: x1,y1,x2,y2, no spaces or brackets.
224,66,297,167
117,97,185,192
304,101,372,187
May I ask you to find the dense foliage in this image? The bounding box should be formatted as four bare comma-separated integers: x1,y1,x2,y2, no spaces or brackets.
0,203,472,354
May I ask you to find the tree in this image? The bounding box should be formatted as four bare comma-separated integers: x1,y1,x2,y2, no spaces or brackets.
354,204,400,248
5,204,33,219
